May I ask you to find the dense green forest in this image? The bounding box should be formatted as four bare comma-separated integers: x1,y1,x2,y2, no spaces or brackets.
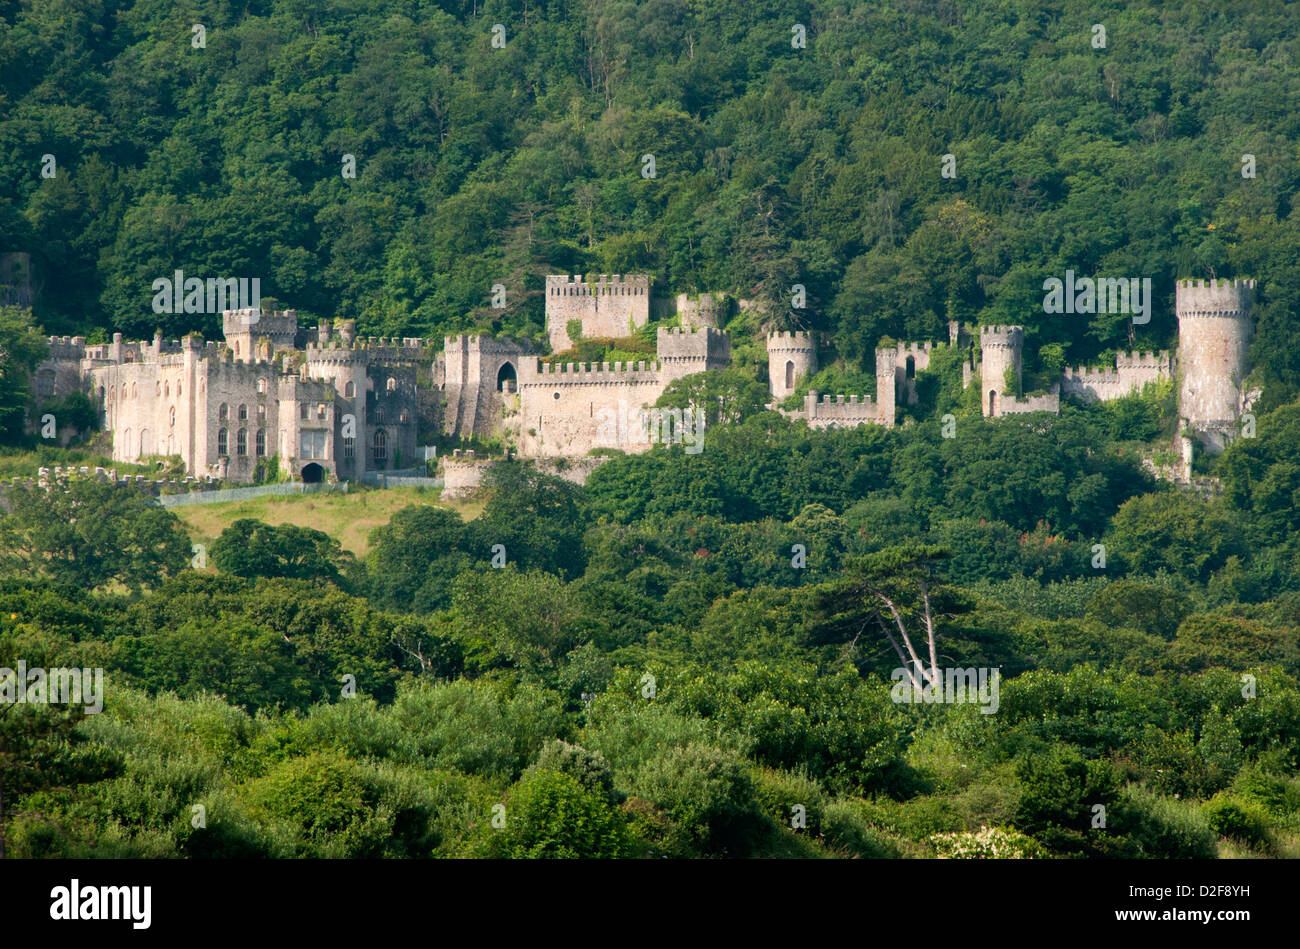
3,401,1300,858
2,0,1300,402
3,0,1300,859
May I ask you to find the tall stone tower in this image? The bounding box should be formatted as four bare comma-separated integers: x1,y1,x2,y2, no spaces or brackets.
980,325,1024,417
767,331,817,401
1176,278,1254,452
874,348,897,427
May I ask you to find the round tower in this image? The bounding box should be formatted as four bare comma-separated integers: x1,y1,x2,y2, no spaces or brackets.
979,325,1023,417
767,331,817,400
1176,278,1253,443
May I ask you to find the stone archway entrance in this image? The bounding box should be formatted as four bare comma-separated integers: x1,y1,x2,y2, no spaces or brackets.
301,462,324,484
497,361,517,393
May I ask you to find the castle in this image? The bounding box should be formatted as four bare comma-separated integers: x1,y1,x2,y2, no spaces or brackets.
31,275,1256,483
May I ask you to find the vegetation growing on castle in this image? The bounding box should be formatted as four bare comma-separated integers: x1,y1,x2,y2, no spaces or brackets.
1,1,1298,406
2,0,1300,862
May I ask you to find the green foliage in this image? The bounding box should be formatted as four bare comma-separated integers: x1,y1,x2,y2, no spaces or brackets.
211,518,355,586
1106,492,1247,582
0,479,189,591
1202,792,1273,851
629,743,769,857
0,307,47,444
472,769,630,858
6,0,1300,857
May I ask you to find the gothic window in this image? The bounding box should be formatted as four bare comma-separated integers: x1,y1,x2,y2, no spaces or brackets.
131,383,138,398
906,356,915,380
177,382,181,397
237,429,247,456
386,378,397,393
345,381,355,398
169,406,176,428
238,403,247,421
219,403,228,422
344,436,354,460
372,428,387,466
300,403,309,420
164,381,169,396
299,429,327,459
257,404,265,422
785,361,794,390
218,428,228,455
256,429,265,456
257,378,267,394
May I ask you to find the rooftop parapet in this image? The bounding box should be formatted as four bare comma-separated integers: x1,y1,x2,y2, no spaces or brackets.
766,330,817,351
545,273,652,295
1175,278,1255,316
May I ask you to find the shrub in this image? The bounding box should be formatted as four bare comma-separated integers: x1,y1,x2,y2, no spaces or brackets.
631,743,768,857
1202,792,1273,851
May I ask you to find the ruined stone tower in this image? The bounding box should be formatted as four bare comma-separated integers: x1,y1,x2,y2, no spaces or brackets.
1176,278,1254,452
767,331,817,401
980,326,1023,418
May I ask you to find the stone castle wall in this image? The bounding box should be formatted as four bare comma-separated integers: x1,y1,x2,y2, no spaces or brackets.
517,359,667,457
1061,351,1172,403
803,391,878,429
546,274,651,353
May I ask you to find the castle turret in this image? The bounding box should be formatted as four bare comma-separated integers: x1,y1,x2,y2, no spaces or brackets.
980,326,1024,417
1176,278,1254,452
875,348,897,427
767,331,817,401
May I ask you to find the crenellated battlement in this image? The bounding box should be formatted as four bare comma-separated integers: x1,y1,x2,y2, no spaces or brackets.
803,390,882,430
1175,279,1255,318
1175,278,1256,291
45,336,88,360
546,273,652,297
305,337,427,363
524,359,662,382
222,307,298,340
767,330,816,344
981,325,1024,344
1114,350,1172,370
657,325,731,363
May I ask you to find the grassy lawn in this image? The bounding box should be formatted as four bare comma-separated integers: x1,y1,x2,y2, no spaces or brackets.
174,485,485,557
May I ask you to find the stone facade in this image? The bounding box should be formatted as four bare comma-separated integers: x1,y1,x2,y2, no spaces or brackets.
803,391,877,429
29,274,1257,483
36,310,421,483
545,273,651,352
767,331,818,402
1176,278,1254,451
1060,351,1172,403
